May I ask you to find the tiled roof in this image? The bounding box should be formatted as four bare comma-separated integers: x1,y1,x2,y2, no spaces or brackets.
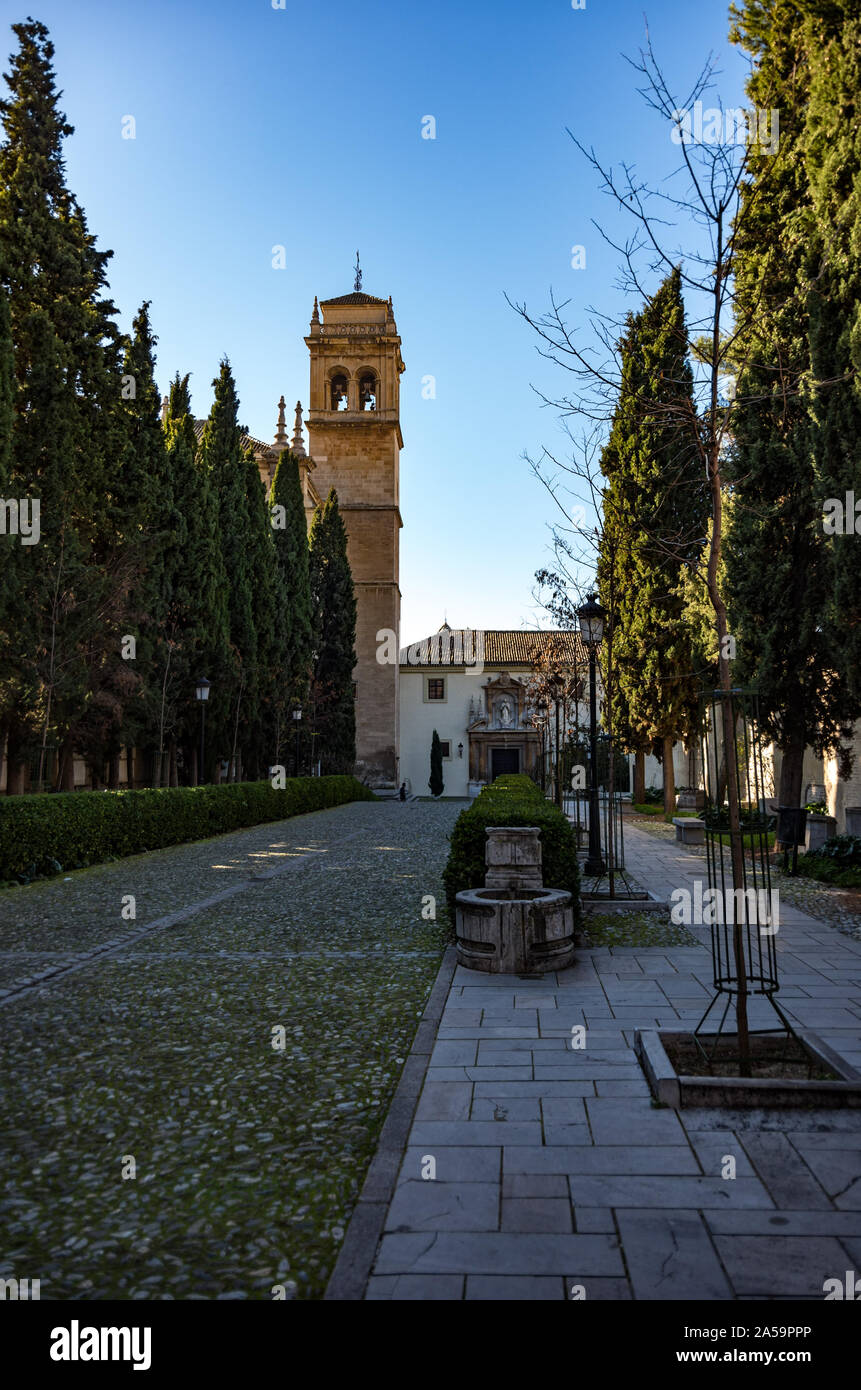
320,291,388,307
193,420,271,456
399,629,585,667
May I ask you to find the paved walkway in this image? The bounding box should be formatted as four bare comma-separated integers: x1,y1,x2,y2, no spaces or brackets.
363,823,861,1300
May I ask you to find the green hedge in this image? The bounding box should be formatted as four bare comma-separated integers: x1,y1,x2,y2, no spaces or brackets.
442,775,581,921
0,777,377,884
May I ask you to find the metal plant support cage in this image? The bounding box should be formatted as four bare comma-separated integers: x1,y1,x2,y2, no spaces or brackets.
694,687,805,1068
569,788,647,900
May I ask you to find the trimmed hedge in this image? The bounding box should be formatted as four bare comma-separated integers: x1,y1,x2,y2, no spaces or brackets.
0,777,377,884
442,775,581,922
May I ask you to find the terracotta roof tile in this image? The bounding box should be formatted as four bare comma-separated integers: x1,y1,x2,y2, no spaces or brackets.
320,291,388,307
399,629,585,667
193,419,271,456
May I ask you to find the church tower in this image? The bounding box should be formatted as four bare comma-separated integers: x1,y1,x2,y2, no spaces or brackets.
304,275,404,785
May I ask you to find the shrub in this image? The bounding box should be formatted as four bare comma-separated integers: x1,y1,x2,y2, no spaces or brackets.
0,777,376,885
807,833,861,866
442,776,581,921
796,834,861,887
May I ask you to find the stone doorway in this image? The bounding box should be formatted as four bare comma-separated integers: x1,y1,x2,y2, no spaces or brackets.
491,747,520,778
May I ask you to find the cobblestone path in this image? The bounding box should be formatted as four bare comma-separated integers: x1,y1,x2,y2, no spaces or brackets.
0,797,462,1300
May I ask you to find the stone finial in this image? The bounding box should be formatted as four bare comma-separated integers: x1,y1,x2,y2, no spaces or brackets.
160,393,169,423
274,394,288,446
292,401,306,457
311,296,319,323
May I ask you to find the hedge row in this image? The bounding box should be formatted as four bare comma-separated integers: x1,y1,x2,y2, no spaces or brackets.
0,777,377,884
442,774,581,921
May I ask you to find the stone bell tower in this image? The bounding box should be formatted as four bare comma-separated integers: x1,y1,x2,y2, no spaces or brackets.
304,266,404,785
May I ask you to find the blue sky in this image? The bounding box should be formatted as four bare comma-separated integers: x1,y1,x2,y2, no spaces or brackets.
8,0,749,643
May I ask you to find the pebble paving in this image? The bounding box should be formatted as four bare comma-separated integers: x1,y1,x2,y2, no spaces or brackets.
0,797,461,1300
629,811,861,942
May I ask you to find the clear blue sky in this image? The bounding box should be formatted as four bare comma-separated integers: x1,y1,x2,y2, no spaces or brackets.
7,0,749,643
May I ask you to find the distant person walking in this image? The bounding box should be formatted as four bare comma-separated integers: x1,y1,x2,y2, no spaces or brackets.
399,782,407,802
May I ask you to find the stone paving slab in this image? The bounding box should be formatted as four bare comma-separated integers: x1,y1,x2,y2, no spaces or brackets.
374,1231,624,1277
362,820,861,1299
616,1210,733,1300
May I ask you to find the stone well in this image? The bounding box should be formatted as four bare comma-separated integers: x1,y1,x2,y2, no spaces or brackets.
454,826,576,975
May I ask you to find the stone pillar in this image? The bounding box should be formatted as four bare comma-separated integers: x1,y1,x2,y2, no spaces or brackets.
484,826,543,891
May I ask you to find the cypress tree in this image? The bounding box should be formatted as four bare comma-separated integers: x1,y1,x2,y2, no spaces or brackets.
804,0,861,707
598,270,707,814
111,301,172,780
0,18,128,790
308,489,357,775
199,360,256,778
726,0,859,807
163,373,232,783
429,729,444,797
270,449,313,747
243,450,282,778
0,273,15,788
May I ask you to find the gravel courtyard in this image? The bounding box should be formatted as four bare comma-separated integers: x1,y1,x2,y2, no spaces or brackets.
0,797,461,1300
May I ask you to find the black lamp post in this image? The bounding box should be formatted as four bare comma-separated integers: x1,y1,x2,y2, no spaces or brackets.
292,708,302,778
550,675,563,808
536,698,548,791
195,677,211,785
577,594,607,876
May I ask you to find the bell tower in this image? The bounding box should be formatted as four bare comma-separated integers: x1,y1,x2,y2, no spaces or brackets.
304,274,404,784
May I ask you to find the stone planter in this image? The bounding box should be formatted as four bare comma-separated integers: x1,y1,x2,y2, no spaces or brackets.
845,806,861,837
676,789,705,811
484,825,542,891
636,1028,861,1109
805,814,837,853
455,886,576,975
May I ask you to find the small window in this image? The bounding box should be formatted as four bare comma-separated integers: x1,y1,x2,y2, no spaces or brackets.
352,682,358,701
427,678,445,701
439,741,451,759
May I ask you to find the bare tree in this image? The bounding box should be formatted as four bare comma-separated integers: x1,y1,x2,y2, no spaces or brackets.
511,34,800,1072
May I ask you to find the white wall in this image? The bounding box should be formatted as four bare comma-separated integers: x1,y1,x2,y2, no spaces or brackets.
398,667,476,797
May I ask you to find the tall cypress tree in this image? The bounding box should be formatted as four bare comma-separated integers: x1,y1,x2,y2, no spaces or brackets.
243,450,282,778
0,18,128,790
270,449,313,748
726,0,859,807
108,301,172,781
199,360,256,778
163,373,232,783
0,272,15,788
598,269,707,813
308,489,357,775
804,0,861,708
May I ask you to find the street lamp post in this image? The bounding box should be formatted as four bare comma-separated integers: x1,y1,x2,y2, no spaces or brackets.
552,678,563,809
195,678,211,786
292,708,302,778
577,594,607,877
